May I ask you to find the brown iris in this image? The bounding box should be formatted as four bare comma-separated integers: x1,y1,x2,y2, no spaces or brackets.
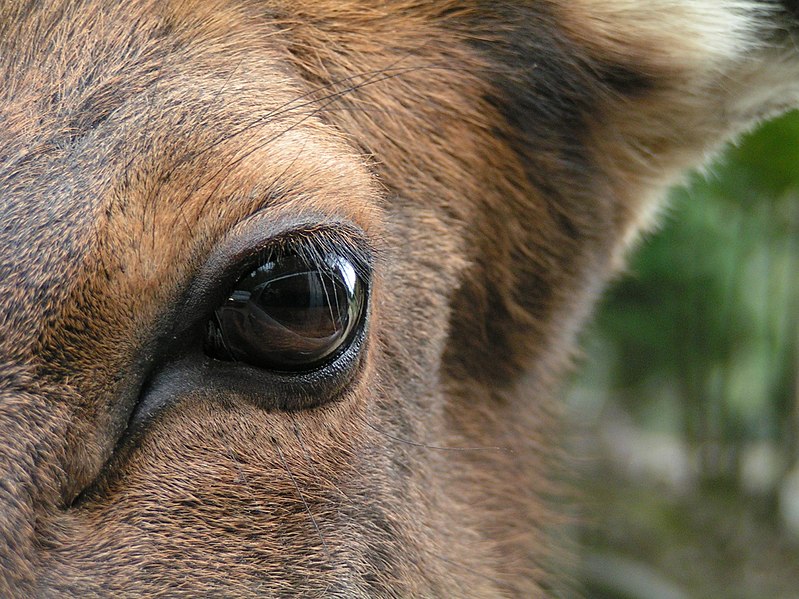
205,252,366,371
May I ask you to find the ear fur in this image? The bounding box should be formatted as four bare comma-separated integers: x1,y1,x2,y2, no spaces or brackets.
554,1,799,248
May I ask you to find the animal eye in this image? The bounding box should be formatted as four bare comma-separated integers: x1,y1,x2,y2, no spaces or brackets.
204,251,367,371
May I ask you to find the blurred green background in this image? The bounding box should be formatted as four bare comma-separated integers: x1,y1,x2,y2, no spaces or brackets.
571,112,799,598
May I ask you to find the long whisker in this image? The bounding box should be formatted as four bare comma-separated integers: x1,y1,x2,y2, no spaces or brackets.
289,416,351,502
187,36,439,162
175,60,434,174
273,437,331,561
200,63,447,183
172,59,460,219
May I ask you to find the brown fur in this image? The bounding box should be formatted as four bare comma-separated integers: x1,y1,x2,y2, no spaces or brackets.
0,1,797,596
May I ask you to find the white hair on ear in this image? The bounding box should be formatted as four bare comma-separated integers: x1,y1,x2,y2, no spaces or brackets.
564,1,775,66
565,1,799,261
568,0,799,116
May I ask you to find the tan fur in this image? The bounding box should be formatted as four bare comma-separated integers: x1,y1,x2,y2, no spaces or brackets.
0,1,797,596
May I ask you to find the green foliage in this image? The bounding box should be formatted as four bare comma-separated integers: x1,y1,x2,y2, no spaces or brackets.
579,110,799,474
574,112,799,599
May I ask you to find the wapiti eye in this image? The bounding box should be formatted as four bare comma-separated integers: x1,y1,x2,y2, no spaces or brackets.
204,252,367,371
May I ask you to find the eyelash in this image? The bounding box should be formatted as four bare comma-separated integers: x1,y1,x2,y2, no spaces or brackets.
240,227,373,282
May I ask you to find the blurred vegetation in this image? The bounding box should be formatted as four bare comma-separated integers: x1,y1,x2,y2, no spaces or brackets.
571,111,799,598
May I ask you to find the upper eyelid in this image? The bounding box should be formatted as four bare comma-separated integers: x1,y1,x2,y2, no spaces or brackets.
222,205,375,266
253,226,375,279
181,214,375,319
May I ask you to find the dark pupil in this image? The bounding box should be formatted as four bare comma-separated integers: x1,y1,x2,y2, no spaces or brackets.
205,253,365,370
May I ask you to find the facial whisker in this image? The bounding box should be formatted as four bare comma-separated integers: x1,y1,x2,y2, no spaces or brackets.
273,437,331,562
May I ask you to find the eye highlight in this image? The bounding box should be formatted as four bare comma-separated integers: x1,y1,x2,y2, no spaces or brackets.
204,243,368,372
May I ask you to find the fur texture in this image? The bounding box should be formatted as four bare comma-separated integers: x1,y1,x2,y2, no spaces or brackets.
0,1,797,596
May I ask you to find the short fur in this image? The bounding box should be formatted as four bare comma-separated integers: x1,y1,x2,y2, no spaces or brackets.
0,1,797,596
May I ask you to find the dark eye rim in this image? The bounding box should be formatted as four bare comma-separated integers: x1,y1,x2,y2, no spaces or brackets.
198,306,371,411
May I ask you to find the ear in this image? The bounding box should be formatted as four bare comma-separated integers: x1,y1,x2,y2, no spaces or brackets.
557,0,799,251
439,1,799,387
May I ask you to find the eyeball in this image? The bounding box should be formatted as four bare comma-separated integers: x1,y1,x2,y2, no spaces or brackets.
204,251,367,371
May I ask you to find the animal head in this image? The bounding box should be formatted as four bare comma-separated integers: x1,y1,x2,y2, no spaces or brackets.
1,1,797,596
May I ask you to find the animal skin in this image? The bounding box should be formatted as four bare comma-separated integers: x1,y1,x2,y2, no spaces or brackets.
1,1,798,597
